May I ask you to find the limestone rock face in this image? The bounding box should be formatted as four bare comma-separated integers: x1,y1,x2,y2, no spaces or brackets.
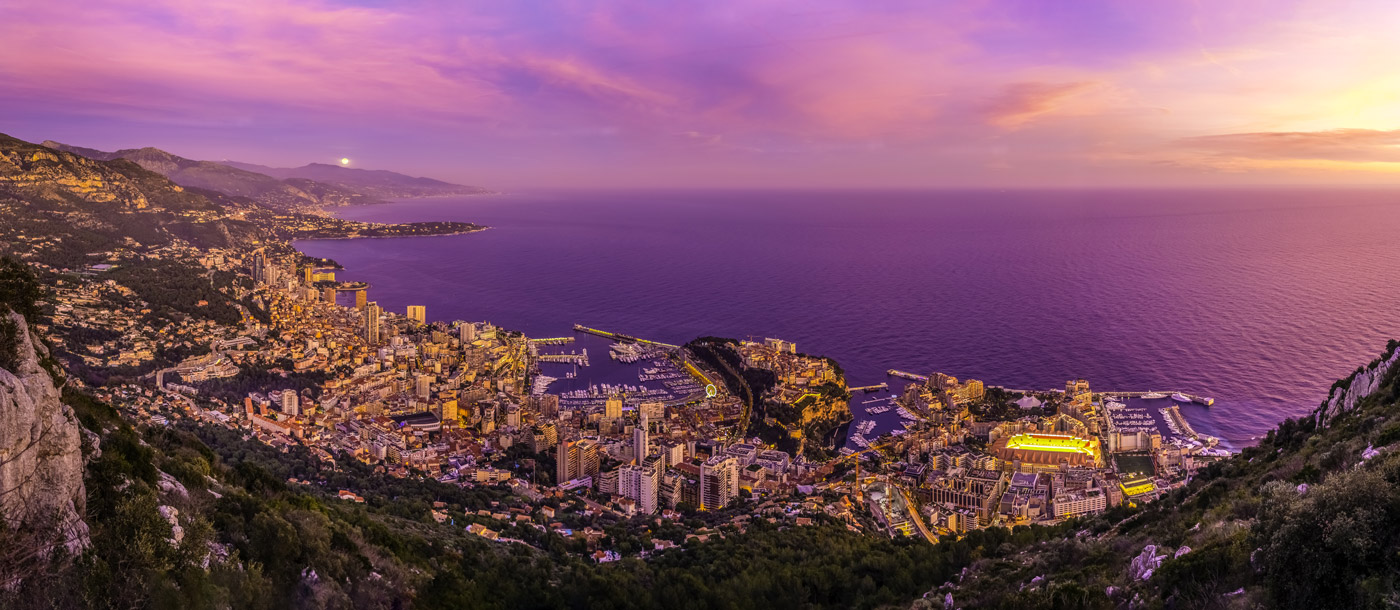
0,311,88,553
1319,347,1400,425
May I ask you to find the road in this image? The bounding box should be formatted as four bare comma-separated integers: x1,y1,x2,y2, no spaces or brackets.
897,485,938,544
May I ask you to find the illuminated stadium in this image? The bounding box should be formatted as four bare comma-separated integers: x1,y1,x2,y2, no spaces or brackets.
990,433,1101,470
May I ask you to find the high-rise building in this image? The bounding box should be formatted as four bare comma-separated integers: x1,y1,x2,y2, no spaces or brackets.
633,410,650,465
598,469,620,495
604,395,623,420
640,454,663,513
441,399,458,425
657,440,686,469
700,455,739,510
281,390,299,417
459,322,476,343
250,250,267,286
354,290,367,310
322,287,337,305
557,438,601,485
619,454,663,514
556,440,578,482
675,463,702,508
364,302,381,344
406,305,426,325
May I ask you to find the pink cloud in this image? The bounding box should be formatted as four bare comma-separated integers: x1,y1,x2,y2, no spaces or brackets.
1178,129,1400,163
983,81,1102,129
2,0,1398,187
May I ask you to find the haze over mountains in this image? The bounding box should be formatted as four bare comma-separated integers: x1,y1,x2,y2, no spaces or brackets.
222,160,489,200
41,141,488,211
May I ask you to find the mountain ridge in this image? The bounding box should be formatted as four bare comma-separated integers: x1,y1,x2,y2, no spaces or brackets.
40,140,490,210
221,160,491,199
41,140,379,211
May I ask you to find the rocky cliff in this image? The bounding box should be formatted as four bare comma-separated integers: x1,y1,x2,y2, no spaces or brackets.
0,311,87,553
1316,340,1400,425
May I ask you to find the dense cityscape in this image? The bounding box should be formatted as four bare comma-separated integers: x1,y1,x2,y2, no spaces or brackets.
6,2,1400,608
38,221,1241,553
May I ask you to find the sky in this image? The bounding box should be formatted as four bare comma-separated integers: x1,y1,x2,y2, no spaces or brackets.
3,0,1400,189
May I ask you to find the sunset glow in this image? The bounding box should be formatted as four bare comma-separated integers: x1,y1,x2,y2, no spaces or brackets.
3,0,1399,188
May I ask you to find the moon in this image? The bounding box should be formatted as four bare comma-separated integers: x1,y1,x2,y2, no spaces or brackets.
340,157,350,165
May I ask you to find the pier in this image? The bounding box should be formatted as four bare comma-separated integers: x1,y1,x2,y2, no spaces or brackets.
537,350,589,366
985,386,1213,405
573,324,681,349
848,383,889,393
886,370,928,382
1101,391,1213,405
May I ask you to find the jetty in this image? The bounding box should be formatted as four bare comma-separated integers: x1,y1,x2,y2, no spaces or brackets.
529,337,575,345
573,324,681,349
886,370,929,382
537,350,588,366
849,383,889,393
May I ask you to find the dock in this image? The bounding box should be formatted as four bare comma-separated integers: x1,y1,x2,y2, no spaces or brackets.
537,350,589,366
986,386,1213,405
848,383,889,393
529,337,575,345
886,370,929,382
573,324,681,349
1101,391,1212,404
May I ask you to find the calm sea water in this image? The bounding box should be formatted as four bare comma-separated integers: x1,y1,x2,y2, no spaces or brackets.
297,189,1400,447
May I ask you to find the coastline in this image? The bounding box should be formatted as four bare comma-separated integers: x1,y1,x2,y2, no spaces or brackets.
289,190,1400,450
292,226,490,242
288,223,1224,455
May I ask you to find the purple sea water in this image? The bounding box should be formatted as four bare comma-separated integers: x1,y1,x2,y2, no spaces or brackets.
297,188,1400,448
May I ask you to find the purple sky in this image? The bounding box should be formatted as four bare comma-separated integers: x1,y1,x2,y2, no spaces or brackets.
3,0,1399,188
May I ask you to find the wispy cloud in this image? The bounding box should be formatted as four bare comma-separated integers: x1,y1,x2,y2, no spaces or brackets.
1178,128,1400,163
983,81,1102,130
2,0,1399,187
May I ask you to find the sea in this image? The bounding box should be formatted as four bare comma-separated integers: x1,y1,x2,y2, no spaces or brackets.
295,188,1400,449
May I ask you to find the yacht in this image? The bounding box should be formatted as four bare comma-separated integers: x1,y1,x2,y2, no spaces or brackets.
1171,392,1190,402
1141,392,1167,399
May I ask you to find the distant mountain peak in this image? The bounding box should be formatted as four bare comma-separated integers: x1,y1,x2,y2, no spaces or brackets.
221,160,490,198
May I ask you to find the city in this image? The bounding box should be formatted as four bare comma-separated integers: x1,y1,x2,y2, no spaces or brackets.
5,2,1400,608
51,234,1236,553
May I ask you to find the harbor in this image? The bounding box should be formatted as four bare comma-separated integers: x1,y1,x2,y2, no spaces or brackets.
534,327,707,412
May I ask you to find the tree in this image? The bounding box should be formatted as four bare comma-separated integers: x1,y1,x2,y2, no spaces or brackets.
0,257,42,321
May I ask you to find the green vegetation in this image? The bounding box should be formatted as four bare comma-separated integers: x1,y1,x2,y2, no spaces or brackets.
0,314,19,373
106,259,241,324
192,366,329,403
937,343,1400,610
684,338,851,459
0,256,43,321
968,387,1050,421
0,257,41,370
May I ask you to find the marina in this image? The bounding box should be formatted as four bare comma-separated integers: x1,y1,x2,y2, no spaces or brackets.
535,330,707,412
